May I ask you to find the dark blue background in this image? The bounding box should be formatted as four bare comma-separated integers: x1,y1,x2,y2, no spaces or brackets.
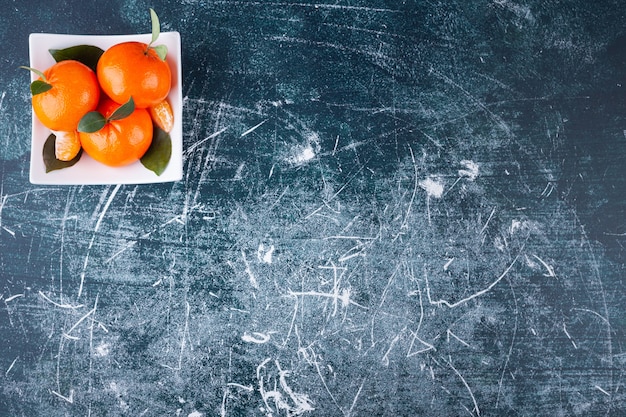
1,1,625,416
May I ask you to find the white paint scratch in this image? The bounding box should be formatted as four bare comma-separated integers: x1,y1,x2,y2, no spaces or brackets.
563,323,577,349
185,127,228,155
332,135,340,155
510,219,536,236
257,244,275,264
289,144,316,165
400,144,419,231
480,207,496,235
445,357,480,416
257,358,314,416
458,160,480,181
241,119,267,137
572,308,611,327
63,295,98,339
5,357,17,377
382,330,404,366
445,160,480,196
447,329,471,347
323,235,377,240
419,177,444,225
106,213,185,264
347,379,366,417
79,184,121,299
227,383,254,391
419,177,444,199
407,335,435,356
4,293,24,303
288,288,367,312
38,291,84,309
594,385,611,396
94,343,110,357
338,246,365,263
242,250,259,289
162,301,191,371
0,193,7,230
531,254,556,278
426,253,520,308
50,389,74,403
242,332,271,344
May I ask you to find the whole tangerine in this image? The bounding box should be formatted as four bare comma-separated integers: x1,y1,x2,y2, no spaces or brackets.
78,97,153,167
30,60,100,132
97,41,171,109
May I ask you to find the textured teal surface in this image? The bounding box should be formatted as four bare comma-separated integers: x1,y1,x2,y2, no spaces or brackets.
1,1,625,416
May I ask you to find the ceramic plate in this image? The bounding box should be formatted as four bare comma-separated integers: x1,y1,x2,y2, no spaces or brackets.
28,32,183,185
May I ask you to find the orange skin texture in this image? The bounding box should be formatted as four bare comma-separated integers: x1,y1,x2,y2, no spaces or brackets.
97,41,171,109
32,60,100,131
79,97,153,167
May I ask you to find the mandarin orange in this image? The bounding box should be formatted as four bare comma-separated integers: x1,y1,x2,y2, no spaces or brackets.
31,60,100,131
148,99,174,133
97,41,171,109
78,97,153,167
54,130,82,161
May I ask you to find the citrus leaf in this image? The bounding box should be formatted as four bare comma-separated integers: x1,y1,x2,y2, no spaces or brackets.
150,8,161,45
43,133,82,173
141,124,171,175
109,97,135,121
49,45,104,72
152,44,168,61
20,66,47,81
30,80,52,95
78,111,106,133
20,66,51,94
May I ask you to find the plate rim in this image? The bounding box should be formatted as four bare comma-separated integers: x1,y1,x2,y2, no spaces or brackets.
28,31,183,185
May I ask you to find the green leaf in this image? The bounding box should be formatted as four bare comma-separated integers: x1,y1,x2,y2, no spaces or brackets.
152,44,168,61
20,66,51,94
147,9,167,60
43,133,82,173
30,80,52,95
78,111,106,133
49,45,104,72
20,66,47,81
109,97,135,121
150,8,160,45
141,124,171,176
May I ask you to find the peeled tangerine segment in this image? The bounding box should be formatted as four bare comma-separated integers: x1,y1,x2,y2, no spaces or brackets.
148,99,174,133
54,130,81,161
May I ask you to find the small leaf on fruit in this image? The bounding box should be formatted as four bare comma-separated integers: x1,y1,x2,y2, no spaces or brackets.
43,133,82,173
152,44,168,61
20,66,51,94
78,111,106,133
150,8,161,45
20,66,47,80
49,45,104,72
30,80,52,95
109,97,135,121
141,125,171,176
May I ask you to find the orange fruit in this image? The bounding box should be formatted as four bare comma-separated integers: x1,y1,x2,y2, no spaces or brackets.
54,130,81,161
148,99,174,132
97,41,171,109
31,60,100,131
78,97,153,167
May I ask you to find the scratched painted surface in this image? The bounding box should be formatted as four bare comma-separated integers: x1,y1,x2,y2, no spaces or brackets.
1,1,625,416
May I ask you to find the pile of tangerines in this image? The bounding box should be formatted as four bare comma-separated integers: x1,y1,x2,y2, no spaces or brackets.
25,9,173,168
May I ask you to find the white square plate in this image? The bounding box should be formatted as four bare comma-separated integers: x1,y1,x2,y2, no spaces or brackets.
28,32,183,185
